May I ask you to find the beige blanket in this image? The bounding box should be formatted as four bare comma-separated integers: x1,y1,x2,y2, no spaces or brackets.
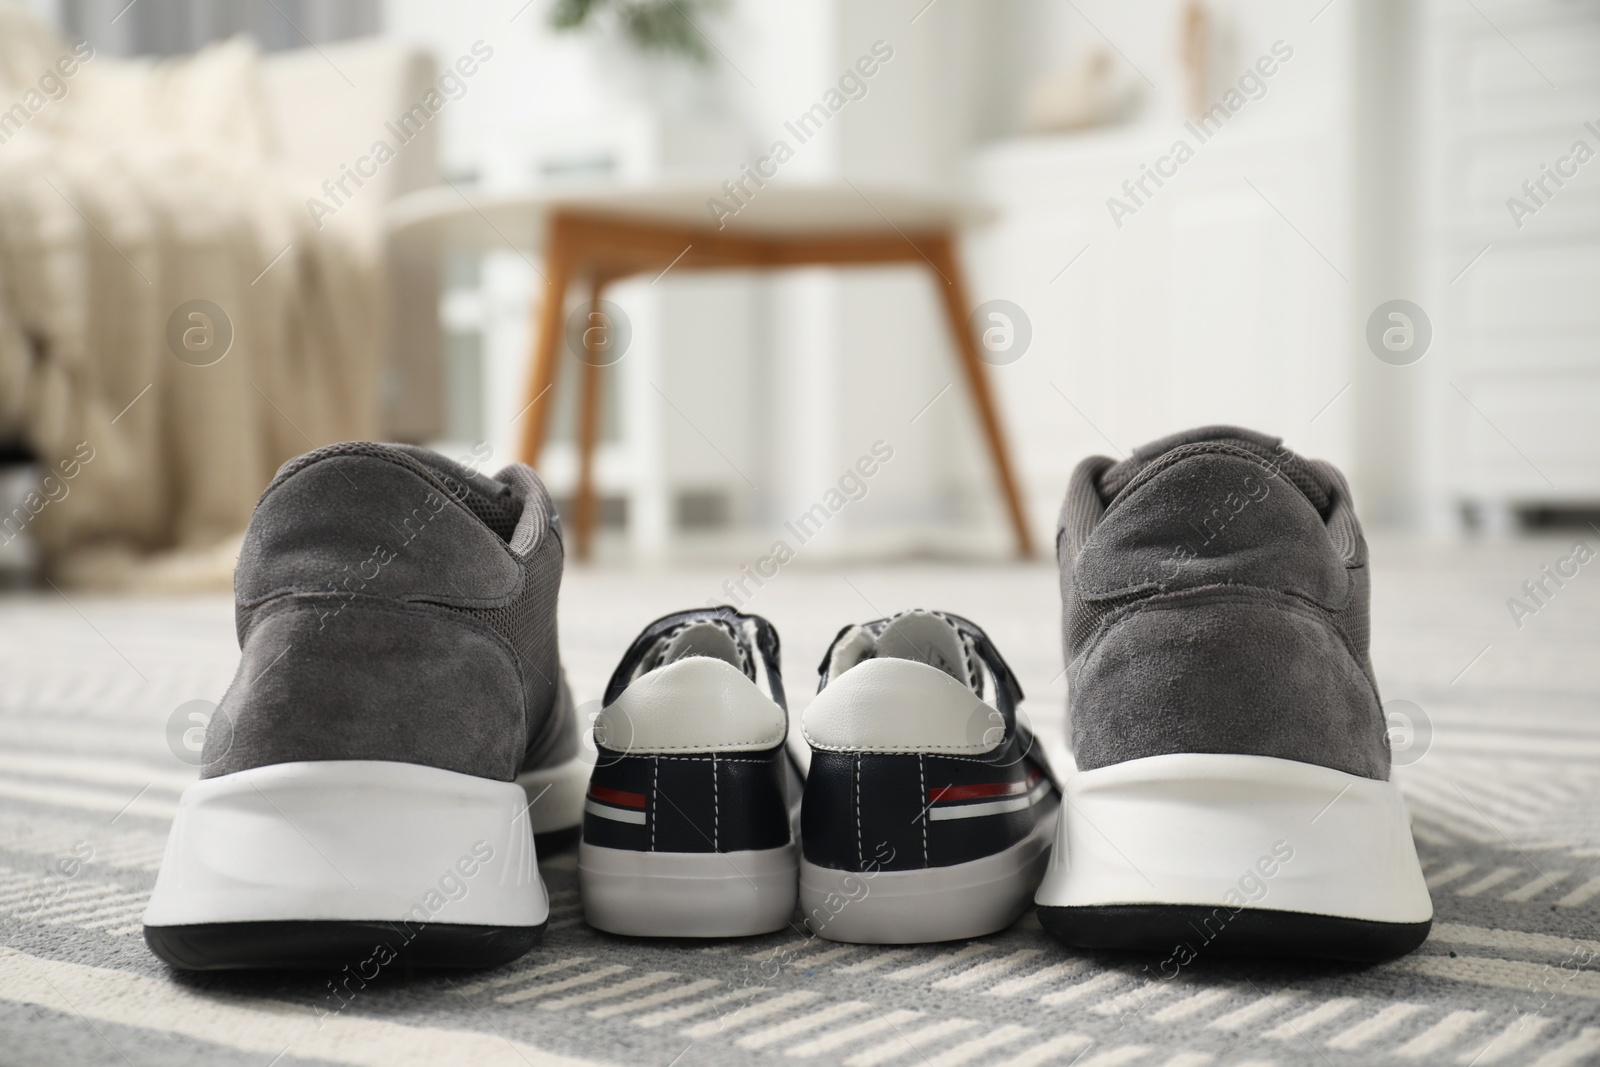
0,6,381,590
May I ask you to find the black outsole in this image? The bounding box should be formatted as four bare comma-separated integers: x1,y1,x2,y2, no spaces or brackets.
1037,904,1431,964
144,919,546,972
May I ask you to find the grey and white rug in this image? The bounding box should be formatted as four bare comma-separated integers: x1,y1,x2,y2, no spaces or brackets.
3,540,1598,1066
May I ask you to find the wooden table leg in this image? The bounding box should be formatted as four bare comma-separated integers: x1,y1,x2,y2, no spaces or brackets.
517,220,572,468
572,277,610,562
924,233,1036,558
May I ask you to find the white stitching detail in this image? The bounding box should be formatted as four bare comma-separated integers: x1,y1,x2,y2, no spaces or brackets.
917,753,928,867
917,753,1013,765
611,738,785,753
713,752,720,851
855,754,863,870
648,755,769,763
803,737,996,754
650,755,658,853
807,750,1015,765
934,610,981,690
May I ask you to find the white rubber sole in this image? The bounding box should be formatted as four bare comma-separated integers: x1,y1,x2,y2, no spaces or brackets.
1035,753,1432,923
515,753,589,836
143,760,547,929
578,841,798,937
800,801,1059,944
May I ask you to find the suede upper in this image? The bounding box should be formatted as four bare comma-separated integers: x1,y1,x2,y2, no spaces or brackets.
1058,426,1391,780
202,442,574,782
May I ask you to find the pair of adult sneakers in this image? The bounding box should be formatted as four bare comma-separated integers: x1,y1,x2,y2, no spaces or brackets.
142,427,1433,970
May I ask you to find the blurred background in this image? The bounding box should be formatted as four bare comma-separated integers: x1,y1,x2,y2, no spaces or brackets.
5,11,1600,1059
0,0,1596,587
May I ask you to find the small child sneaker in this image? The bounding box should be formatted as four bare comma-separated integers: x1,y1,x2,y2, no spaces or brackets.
579,607,802,937
799,610,1059,943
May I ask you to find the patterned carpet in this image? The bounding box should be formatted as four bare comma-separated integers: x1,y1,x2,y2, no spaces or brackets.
2,537,1598,1066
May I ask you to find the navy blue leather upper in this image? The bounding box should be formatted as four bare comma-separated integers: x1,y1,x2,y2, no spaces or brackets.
583,606,795,856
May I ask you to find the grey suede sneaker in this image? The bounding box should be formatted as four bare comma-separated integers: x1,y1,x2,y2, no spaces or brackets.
1035,426,1432,962
143,443,586,970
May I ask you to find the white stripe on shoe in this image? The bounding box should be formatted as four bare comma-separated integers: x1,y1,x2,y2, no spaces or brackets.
928,781,1053,822
584,799,646,825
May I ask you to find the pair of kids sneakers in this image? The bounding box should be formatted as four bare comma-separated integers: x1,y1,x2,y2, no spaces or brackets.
579,603,1055,944
142,427,1432,968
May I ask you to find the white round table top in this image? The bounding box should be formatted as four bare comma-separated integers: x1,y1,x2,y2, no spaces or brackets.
385,180,995,251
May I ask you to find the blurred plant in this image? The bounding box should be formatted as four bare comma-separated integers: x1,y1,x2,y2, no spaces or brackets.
549,0,725,64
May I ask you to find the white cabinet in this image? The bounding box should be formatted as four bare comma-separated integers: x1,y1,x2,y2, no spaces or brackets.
1420,0,1600,513
971,119,1355,542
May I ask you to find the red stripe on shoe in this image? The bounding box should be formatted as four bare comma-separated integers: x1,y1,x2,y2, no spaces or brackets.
588,784,647,809
929,768,1041,803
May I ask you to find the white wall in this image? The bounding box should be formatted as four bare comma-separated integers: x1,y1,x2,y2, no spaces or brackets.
969,0,1367,543
1414,0,1600,528
725,0,1008,555
1350,0,1426,527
